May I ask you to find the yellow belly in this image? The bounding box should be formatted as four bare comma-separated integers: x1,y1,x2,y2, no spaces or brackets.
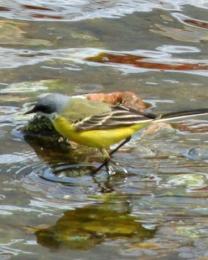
53,115,148,148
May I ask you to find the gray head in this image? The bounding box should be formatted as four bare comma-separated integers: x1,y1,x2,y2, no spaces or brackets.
25,93,70,115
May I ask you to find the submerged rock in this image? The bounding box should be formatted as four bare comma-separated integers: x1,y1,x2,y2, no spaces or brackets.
167,173,206,189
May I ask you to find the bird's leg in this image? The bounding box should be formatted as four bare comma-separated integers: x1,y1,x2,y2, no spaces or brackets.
91,148,110,175
52,137,132,176
109,136,131,157
92,136,131,175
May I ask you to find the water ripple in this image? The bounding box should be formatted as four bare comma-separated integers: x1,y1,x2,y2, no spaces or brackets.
0,47,208,76
0,0,207,21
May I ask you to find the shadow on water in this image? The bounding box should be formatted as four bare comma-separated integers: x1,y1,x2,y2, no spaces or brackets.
23,133,129,193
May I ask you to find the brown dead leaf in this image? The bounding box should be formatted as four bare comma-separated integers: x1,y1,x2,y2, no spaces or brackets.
86,52,208,71
87,91,148,111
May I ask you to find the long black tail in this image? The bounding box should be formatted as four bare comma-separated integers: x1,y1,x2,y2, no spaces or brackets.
156,108,208,122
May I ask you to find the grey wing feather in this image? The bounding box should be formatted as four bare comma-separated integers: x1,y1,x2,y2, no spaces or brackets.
75,105,156,131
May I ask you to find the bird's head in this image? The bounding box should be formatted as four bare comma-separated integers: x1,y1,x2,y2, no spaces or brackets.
25,93,70,115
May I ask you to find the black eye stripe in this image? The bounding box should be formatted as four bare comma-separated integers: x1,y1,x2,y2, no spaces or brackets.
35,104,55,114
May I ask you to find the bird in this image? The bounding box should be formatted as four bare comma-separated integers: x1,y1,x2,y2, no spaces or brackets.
25,93,208,174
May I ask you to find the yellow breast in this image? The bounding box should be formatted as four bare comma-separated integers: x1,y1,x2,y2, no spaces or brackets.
52,115,148,148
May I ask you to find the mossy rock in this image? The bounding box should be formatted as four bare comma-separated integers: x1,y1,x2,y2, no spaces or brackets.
22,115,70,150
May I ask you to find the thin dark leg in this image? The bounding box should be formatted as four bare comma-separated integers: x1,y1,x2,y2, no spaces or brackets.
51,137,132,177
91,136,131,175
109,136,131,156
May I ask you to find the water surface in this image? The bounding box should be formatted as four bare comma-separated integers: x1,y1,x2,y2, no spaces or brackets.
1,1,208,259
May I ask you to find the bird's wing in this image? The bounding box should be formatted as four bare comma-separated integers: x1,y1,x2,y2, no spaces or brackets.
61,97,112,122
74,105,156,131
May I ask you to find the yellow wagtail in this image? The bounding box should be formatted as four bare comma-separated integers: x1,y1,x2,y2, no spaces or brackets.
25,93,208,173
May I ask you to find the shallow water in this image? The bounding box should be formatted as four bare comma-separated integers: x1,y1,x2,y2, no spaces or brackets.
1,0,208,259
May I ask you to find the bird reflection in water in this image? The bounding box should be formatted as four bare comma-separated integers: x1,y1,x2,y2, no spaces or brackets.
33,197,156,250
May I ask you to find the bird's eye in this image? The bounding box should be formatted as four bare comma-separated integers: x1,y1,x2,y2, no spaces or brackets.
36,104,53,114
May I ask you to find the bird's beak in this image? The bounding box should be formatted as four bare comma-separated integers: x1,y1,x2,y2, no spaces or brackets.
24,106,37,115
